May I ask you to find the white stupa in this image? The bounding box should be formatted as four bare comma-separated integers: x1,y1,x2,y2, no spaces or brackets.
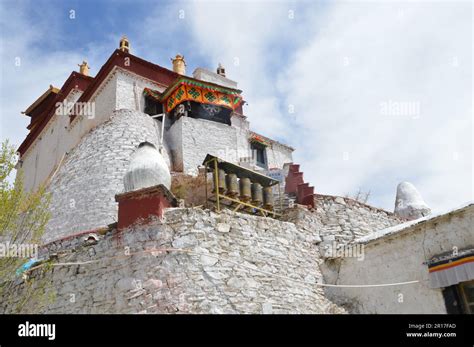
124,142,171,192
394,181,431,220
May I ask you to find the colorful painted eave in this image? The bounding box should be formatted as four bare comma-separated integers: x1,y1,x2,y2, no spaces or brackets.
161,77,242,99
144,77,243,113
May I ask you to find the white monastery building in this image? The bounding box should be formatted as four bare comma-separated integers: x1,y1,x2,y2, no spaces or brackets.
7,37,472,315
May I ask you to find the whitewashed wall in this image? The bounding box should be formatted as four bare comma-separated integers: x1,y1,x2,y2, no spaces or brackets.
44,109,169,242
20,89,83,192
115,68,167,113
181,117,239,175
265,142,293,170
20,68,165,193
231,115,252,161
323,205,474,313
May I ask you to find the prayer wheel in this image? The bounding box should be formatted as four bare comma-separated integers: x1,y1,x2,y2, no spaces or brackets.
263,186,274,209
251,182,263,205
239,177,251,201
225,173,239,197
212,168,227,193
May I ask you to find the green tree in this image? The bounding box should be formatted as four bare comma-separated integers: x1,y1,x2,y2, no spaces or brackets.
0,139,51,283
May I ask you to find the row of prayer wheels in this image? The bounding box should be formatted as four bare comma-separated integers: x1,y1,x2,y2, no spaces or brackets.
213,169,274,209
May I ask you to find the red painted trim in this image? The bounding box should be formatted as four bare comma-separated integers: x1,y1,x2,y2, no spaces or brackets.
17,73,93,155
18,49,245,156
18,50,179,156
27,93,58,129
70,49,179,123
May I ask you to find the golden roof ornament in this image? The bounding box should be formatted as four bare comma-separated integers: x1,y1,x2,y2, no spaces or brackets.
171,54,186,75
119,35,130,53
78,61,90,76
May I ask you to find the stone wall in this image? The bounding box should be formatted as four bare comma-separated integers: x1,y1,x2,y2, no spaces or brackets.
284,195,403,247
180,117,240,175
322,204,474,313
44,109,170,243
0,208,345,314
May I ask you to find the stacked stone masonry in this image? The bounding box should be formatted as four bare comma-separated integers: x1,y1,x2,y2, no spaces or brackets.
284,194,404,247
0,208,346,314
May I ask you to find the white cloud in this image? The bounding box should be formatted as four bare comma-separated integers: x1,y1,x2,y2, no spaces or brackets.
1,1,471,213
179,1,472,211
278,2,472,211
180,1,301,139
0,2,109,148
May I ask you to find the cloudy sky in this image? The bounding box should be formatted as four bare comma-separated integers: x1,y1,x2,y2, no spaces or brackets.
0,0,472,212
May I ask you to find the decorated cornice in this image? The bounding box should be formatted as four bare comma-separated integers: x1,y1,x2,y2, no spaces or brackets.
144,77,243,113
249,134,270,147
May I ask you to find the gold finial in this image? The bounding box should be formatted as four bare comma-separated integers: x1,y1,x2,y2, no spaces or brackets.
171,54,186,75
119,35,130,53
78,61,90,76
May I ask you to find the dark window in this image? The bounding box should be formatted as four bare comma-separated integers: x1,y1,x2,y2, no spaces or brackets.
144,96,162,116
442,285,463,314
251,143,267,168
191,102,231,125
458,280,474,313
442,280,474,314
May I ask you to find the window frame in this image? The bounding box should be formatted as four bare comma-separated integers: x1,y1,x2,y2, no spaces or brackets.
251,142,268,169
458,280,474,314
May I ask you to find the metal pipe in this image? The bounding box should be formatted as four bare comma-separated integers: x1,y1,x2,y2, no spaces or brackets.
160,113,166,153
204,164,208,209
278,183,282,213
213,159,220,212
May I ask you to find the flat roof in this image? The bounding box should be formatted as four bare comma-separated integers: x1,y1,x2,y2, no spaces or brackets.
355,201,474,245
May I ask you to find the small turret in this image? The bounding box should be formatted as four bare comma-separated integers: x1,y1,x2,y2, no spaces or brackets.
216,63,226,77
78,61,90,76
171,54,186,75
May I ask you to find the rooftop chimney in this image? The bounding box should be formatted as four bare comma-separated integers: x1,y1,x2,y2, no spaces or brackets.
171,54,186,75
216,63,226,77
119,35,130,53
78,61,90,76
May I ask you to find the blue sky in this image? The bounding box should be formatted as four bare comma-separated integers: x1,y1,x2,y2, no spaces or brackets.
0,0,472,212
